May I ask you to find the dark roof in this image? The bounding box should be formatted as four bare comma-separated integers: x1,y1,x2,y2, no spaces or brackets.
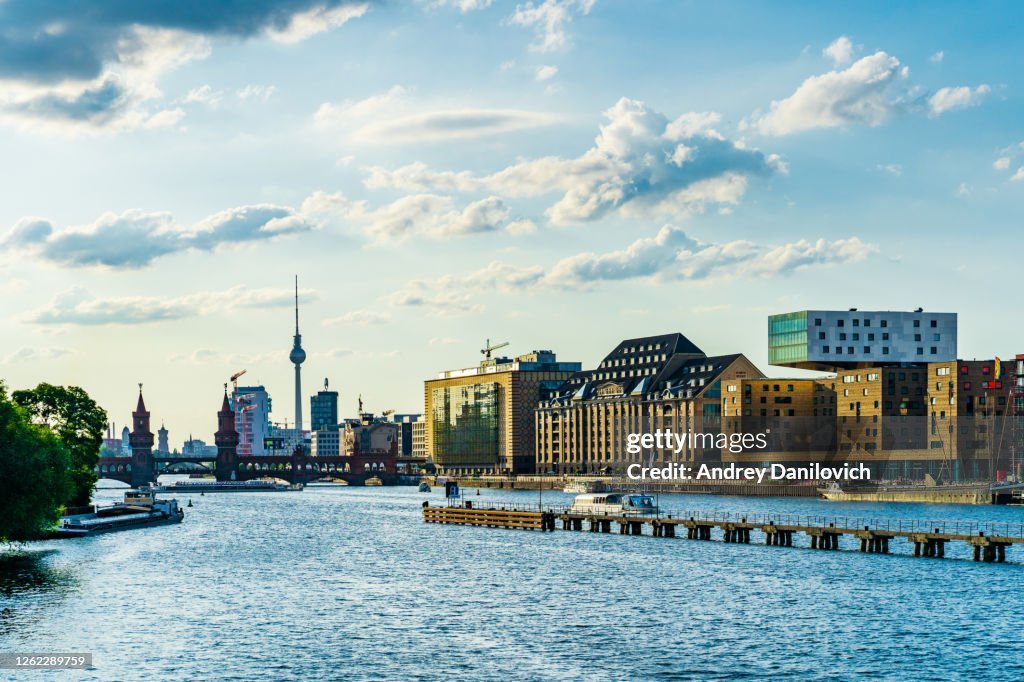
650,353,745,400
549,333,714,402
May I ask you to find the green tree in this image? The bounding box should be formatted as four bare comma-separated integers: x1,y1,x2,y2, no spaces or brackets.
13,383,107,507
0,382,73,542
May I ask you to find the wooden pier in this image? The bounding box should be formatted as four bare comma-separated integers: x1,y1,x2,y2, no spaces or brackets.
422,502,1024,563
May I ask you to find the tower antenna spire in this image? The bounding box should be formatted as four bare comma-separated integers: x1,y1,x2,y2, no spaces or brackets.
295,274,299,335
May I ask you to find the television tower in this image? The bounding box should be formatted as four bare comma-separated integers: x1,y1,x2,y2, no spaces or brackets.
289,275,306,433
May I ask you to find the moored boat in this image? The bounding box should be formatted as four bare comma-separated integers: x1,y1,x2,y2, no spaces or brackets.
818,481,993,505
569,492,658,516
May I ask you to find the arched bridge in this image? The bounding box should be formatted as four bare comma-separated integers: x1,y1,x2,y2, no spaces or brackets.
97,451,399,487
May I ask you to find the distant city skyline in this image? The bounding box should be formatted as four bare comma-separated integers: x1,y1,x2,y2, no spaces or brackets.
0,1,1022,439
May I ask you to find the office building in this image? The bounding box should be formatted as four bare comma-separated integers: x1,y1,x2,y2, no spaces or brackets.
311,429,341,457
392,413,422,457
535,334,761,474
311,379,339,431
425,349,582,475
232,385,272,455
769,309,957,370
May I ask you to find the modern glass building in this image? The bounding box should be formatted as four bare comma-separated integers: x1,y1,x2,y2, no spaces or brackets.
310,381,339,432
769,309,957,370
424,350,581,474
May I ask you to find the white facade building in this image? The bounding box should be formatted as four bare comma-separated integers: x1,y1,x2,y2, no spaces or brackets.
232,385,272,456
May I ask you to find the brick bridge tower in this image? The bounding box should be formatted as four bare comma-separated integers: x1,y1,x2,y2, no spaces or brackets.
129,385,155,488
215,389,239,481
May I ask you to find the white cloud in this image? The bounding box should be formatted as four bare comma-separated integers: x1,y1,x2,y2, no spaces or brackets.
265,3,368,43
3,200,319,269
929,51,945,63
236,84,278,102
823,36,854,67
28,285,319,326
366,98,779,225
323,310,392,326
928,84,990,116
994,157,1010,171
429,0,494,10
507,0,596,52
353,108,557,143
956,182,971,196
2,346,75,364
313,85,409,127
429,337,460,345
536,65,559,82
749,51,909,136
184,84,223,106
1012,168,1024,182
390,227,877,312
357,194,515,242
877,163,903,176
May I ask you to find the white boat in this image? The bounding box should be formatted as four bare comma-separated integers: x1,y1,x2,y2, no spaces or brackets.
569,492,658,516
151,478,300,493
563,479,610,494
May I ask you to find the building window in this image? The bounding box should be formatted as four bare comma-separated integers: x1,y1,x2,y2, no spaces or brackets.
864,346,871,354
853,333,860,341
882,333,889,341
787,384,794,392
840,333,847,341
823,345,830,353
961,365,969,374
982,366,991,375
853,319,860,327
836,347,842,354
814,318,822,326
868,333,875,341
930,320,937,328
933,334,940,342
917,348,924,355
818,332,826,340
881,320,888,328
914,320,921,328
963,382,971,390
882,347,889,355
914,334,922,342
838,319,845,327
868,373,879,381
936,367,950,376
848,347,854,354
930,347,937,354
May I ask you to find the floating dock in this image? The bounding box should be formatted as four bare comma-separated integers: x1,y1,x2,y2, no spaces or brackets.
422,502,1024,563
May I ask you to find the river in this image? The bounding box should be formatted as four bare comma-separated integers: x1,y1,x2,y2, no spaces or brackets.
2,482,1023,681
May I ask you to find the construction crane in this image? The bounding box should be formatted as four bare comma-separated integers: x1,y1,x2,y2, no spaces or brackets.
481,338,509,359
230,369,247,393
382,409,395,418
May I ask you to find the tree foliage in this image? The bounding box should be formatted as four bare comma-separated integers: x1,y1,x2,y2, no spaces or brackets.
0,382,74,542
12,383,108,508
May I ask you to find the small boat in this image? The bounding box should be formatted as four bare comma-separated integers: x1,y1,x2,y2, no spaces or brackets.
365,476,383,486
51,491,184,538
418,481,431,493
151,478,301,493
563,479,610,494
569,493,658,516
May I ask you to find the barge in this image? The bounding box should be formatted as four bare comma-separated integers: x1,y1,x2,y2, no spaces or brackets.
53,491,184,538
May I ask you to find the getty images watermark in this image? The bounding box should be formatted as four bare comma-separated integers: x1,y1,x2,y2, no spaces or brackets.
624,429,871,483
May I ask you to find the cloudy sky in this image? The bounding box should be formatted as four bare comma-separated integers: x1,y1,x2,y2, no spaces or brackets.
1,0,1021,445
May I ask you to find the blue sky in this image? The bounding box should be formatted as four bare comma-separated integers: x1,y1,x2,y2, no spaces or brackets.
1,0,1021,445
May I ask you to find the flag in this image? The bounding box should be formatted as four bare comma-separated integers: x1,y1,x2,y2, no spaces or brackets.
995,357,1002,381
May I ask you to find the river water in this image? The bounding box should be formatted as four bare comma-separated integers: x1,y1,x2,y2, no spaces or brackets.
2,482,1024,681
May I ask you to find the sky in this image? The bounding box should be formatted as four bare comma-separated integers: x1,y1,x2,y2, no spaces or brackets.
0,0,1022,447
